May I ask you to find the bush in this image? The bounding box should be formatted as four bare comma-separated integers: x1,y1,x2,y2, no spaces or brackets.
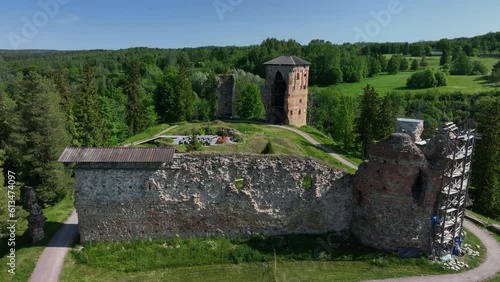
186,131,202,152
261,141,275,154
406,69,438,89
434,71,447,86
229,244,269,264
472,61,488,75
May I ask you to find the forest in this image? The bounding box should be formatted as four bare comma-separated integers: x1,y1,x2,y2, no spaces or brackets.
0,31,499,230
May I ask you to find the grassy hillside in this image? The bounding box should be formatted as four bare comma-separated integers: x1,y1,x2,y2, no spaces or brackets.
129,121,361,173
318,56,499,96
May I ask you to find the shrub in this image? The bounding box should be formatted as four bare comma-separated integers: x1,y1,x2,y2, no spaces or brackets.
261,141,275,154
434,71,447,86
186,131,202,152
472,61,489,75
406,69,437,89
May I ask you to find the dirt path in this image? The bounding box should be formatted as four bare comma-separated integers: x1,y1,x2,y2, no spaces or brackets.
29,210,79,282
154,125,179,137
122,125,179,147
365,220,500,282
269,125,359,170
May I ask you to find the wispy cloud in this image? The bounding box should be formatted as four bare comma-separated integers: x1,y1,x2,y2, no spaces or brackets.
57,13,80,25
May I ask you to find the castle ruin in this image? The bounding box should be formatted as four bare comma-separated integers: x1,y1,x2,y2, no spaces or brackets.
60,122,474,257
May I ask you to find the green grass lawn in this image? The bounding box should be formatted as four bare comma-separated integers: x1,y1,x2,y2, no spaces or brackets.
466,210,500,282
0,189,75,282
143,121,357,173
319,56,499,96
60,228,484,282
298,126,363,167
121,123,171,145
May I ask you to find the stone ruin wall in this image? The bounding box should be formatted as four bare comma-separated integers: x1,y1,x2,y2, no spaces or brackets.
352,133,446,252
217,74,236,118
75,154,353,243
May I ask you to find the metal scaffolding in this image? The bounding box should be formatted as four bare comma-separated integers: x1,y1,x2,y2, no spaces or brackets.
432,122,476,259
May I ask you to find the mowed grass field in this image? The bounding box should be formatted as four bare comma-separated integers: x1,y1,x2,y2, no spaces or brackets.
317,56,499,96
59,227,485,282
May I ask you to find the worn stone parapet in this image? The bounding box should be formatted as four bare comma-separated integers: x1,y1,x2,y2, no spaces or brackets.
74,154,352,243
396,118,424,142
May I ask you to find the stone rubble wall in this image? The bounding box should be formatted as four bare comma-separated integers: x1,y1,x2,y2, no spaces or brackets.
217,74,236,118
75,154,353,243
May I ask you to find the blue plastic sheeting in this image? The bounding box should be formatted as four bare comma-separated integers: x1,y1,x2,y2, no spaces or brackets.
398,247,421,258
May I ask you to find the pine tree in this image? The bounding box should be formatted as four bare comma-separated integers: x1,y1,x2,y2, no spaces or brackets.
125,61,147,136
0,90,10,145
174,60,195,122
375,95,397,140
356,84,379,159
472,97,500,219
411,59,420,71
74,65,107,146
15,72,71,205
334,94,356,149
50,69,78,144
201,72,220,119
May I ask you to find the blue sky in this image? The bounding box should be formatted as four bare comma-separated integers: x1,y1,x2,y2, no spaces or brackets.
1,0,499,50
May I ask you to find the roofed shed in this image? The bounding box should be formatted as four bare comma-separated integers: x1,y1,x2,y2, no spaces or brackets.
59,147,176,164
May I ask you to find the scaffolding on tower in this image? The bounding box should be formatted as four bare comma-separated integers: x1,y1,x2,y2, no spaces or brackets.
431,122,476,260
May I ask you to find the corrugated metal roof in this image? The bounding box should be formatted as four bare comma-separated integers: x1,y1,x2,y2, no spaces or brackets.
58,147,175,163
264,56,311,66
397,118,423,123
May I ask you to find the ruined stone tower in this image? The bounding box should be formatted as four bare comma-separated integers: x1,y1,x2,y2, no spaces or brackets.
217,74,236,118
263,56,311,126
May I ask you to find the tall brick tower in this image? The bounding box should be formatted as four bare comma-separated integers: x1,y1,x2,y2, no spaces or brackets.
263,56,311,126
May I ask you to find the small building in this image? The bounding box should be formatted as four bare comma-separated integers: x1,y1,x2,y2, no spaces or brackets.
263,56,311,127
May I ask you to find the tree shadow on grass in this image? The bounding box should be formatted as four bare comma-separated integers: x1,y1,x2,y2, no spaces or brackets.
240,233,394,263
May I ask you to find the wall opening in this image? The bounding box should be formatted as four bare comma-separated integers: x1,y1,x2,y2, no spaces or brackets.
271,71,287,123
411,170,426,206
